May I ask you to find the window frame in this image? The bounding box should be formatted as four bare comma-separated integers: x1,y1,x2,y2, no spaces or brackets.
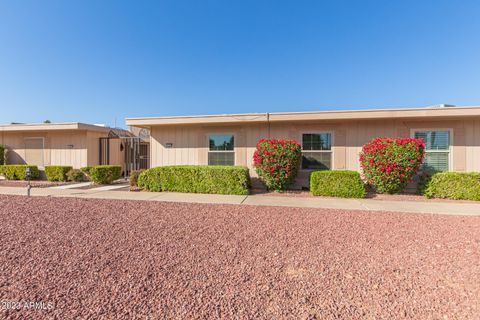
299,131,334,171
207,133,236,166
410,128,453,172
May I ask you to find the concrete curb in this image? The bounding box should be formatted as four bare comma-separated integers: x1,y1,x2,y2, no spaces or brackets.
0,186,479,216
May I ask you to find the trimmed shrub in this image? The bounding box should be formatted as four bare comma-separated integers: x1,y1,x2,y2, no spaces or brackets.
359,138,425,194
89,165,122,184
0,144,5,165
310,170,367,198
420,172,480,201
253,139,301,191
129,169,144,187
67,169,84,182
0,165,39,180
138,165,250,195
45,165,72,182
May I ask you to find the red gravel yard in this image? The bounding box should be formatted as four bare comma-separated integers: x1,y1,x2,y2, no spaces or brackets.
0,195,479,319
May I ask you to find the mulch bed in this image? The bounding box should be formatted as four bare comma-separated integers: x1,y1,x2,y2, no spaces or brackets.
0,195,479,319
251,188,480,203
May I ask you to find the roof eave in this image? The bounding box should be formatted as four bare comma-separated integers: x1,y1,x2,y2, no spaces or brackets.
126,106,480,127
0,122,112,133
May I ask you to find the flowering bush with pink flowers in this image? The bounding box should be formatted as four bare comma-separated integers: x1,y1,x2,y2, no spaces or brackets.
253,139,301,191
359,138,425,194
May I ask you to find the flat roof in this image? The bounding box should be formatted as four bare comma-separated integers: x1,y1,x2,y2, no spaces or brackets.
0,122,113,133
126,105,480,127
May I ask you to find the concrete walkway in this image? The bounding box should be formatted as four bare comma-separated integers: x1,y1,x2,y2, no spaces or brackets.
0,186,479,216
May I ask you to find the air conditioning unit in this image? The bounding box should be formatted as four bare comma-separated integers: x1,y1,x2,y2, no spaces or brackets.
431,104,456,108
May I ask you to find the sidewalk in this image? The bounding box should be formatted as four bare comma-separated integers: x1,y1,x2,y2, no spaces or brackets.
0,186,479,216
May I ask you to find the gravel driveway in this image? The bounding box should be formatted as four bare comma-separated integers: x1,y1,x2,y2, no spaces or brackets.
0,195,479,319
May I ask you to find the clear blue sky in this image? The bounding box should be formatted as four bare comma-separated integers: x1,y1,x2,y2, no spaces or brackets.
1,0,479,127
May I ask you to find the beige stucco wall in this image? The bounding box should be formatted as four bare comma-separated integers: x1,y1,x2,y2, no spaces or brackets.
108,138,125,172
148,118,480,187
0,130,125,169
1,130,88,168
85,130,126,167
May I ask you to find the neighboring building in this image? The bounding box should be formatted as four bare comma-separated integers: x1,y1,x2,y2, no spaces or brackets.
126,105,480,188
0,122,131,171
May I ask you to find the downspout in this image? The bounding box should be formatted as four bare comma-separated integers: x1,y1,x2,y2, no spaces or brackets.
266,112,270,138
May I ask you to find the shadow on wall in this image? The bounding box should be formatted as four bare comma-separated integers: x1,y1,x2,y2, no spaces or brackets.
5,150,26,165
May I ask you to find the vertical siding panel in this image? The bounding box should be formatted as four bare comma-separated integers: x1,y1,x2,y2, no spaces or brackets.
183,126,189,165
475,120,480,171
157,127,163,166
198,129,206,165
345,121,358,171
453,121,466,172
150,129,156,167
165,127,169,165
159,128,164,166
176,127,182,165
161,127,167,166
192,128,198,164
168,127,174,165
465,120,474,172
153,128,159,167
174,127,179,165
171,127,177,165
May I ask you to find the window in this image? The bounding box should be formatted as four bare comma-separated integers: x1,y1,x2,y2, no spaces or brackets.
301,133,332,170
208,134,235,165
414,130,450,172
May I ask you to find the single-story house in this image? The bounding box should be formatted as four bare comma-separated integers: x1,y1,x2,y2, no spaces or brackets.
0,122,130,171
126,105,480,188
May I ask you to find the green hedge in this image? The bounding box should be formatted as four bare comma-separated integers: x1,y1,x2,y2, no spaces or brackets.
420,172,480,201
0,144,5,165
89,165,122,184
310,170,367,198
45,165,73,182
0,165,39,180
138,165,251,195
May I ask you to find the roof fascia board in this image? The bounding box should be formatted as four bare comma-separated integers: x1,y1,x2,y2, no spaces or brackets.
126,106,480,127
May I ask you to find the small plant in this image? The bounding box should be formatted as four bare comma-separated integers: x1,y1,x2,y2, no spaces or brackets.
420,172,480,201
67,168,84,182
310,170,367,198
45,166,73,182
80,166,93,180
359,138,425,194
89,165,122,184
129,169,145,187
253,139,301,191
0,165,39,180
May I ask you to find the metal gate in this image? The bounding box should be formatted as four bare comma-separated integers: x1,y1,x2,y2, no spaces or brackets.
139,142,149,169
99,137,110,165
124,137,150,176
99,136,149,177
